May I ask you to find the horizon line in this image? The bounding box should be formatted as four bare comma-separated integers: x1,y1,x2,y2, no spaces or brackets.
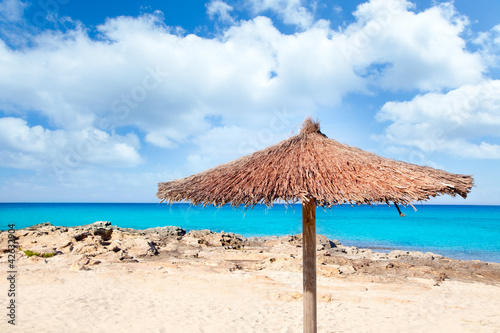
1,202,498,207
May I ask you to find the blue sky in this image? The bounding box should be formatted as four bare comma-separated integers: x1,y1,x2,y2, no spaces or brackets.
0,0,499,204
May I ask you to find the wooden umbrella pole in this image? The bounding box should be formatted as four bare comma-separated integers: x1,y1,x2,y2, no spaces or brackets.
302,197,317,333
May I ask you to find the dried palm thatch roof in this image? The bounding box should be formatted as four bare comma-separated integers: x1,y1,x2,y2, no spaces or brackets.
157,118,473,208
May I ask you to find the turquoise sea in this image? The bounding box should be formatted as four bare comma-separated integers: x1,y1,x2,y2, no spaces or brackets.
1,203,499,263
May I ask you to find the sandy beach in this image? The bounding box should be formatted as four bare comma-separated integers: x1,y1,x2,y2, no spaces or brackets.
1,222,500,333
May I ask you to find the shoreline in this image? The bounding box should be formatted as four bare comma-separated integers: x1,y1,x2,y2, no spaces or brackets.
335,241,500,264
2,219,498,264
2,203,499,264
2,221,499,281
1,221,500,332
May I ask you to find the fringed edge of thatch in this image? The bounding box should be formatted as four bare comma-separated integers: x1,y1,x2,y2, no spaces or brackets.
157,119,474,208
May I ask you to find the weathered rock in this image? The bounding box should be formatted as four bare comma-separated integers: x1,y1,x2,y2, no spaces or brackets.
331,239,341,246
96,250,128,262
107,240,122,253
25,222,54,230
142,226,186,237
424,252,443,260
353,248,375,259
57,241,74,254
72,241,99,255
388,250,443,260
181,236,203,247
282,235,301,246
185,230,244,248
124,238,159,257
245,236,270,247
339,265,357,274
73,232,91,242
90,221,112,228
317,235,336,250
186,230,213,238
182,250,199,258
4,224,500,286
186,230,219,246
278,234,336,250
388,250,409,259
318,265,341,277
92,228,113,241
69,256,101,271
221,232,244,249
263,238,281,247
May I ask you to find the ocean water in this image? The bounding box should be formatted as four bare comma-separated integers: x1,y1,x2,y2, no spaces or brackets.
1,203,499,263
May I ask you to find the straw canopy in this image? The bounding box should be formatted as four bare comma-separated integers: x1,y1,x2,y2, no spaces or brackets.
157,118,473,208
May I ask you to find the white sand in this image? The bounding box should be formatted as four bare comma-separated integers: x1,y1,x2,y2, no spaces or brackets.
2,258,500,333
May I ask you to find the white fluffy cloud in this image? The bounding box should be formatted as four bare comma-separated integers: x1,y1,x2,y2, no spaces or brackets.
0,0,493,174
0,12,363,152
0,117,143,170
474,24,500,68
377,80,500,159
206,0,235,24
0,0,26,22
248,0,314,30
340,0,484,91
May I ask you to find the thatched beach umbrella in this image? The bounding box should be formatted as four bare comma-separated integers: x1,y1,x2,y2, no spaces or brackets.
157,118,473,333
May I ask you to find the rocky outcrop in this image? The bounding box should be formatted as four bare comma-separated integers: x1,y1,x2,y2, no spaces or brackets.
1,222,499,286
182,230,245,249
0,222,184,265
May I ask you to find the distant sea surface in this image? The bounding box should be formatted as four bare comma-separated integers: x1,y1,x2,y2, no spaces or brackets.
1,203,499,263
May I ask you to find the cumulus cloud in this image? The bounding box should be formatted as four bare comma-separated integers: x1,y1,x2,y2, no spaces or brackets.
185,108,298,171
340,0,484,91
0,0,30,47
0,0,492,174
474,24,500,68
0,117,143,170
0,0,27,22
248,0,314,30
0,12,363,153
377,80,500,159
206,0,235,24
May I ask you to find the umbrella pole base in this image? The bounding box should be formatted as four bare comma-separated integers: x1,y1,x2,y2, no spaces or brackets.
302,198,317,333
